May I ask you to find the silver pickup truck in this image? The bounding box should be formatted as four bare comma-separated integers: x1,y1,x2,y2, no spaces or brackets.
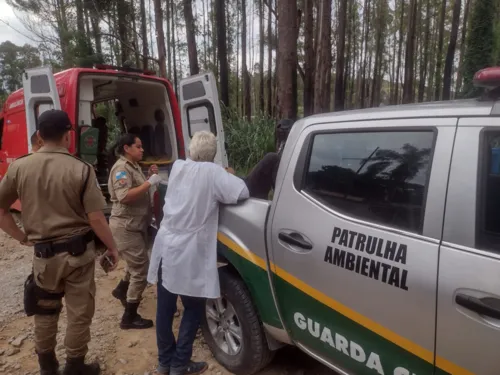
202,82,500,375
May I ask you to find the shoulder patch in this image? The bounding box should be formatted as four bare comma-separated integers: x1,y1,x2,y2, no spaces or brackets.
115,171,127,180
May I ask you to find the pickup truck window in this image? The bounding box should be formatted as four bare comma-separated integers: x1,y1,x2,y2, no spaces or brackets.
301,130,435,234
477,130,500,251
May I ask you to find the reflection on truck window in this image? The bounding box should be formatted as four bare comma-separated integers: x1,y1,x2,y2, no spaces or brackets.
477,131,500,251
303,130,435,234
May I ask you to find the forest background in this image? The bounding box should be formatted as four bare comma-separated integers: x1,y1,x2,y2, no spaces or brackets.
0,0,497,172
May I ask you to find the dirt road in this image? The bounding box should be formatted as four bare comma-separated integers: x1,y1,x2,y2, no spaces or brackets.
0,232,335,375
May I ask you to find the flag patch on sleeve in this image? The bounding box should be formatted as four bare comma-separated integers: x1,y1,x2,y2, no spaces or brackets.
115,171,127,181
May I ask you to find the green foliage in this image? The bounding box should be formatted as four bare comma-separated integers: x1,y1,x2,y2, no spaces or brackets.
223,109,276,175
461,0,496,98
0,41,41,92
93,101,121,150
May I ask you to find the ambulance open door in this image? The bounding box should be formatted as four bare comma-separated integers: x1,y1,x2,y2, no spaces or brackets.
178,72,228,168
22,66,61,153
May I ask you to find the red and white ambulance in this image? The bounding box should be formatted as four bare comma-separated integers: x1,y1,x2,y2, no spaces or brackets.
0,65,228,222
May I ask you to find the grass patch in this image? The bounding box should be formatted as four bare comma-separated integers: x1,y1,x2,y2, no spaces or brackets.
223,109,276,176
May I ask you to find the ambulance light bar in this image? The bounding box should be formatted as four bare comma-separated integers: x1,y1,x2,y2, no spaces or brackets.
473,67,500,89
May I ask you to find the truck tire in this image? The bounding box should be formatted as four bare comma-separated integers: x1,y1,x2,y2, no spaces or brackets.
201,268,275,375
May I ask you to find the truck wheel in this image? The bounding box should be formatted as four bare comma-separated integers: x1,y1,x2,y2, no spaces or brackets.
201,268,275,375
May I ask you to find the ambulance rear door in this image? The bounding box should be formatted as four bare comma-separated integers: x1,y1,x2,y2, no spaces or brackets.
22,66,61,153
178,72,228,168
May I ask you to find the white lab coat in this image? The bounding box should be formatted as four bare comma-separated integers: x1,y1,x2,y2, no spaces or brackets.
147,159,249,298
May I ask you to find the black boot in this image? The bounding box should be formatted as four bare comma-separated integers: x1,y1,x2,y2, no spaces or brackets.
111,280,129,307
120,302,154,330
37,351,59,375
62,356,100,375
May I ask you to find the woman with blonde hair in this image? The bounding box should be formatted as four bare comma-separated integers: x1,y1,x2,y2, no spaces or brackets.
148,130,249,375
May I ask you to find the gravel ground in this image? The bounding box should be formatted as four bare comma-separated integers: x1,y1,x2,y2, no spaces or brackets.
0,231,335,375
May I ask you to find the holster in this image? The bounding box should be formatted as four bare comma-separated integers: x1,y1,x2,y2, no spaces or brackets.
23,273,64,317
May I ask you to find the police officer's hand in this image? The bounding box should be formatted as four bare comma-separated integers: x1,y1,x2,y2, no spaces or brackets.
20,235,34,247
148,164,159,176
147,174,162,187
103,248,119,271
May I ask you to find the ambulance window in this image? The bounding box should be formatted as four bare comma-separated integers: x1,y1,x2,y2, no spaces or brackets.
476,130,500,251
186,103,216,137
34,103,54,128
301,130,435,234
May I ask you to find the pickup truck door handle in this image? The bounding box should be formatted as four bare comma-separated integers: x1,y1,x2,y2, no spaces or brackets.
455,293,500,320
278,232,313,250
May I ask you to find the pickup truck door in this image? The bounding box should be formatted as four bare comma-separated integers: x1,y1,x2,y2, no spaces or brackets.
436,117,500,375
267,118,457,375
22,66,61,153
178,72,228,167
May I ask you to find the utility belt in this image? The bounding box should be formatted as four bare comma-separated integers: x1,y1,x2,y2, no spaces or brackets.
25,231,95,316
34,231,94,259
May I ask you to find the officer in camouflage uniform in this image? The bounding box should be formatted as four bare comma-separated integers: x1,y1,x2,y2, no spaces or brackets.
108,133,162,329
0,110,120,375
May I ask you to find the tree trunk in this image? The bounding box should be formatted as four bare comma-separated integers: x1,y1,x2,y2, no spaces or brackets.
117,0,129,64
442,0,462,100
203,0,208,67
211,0,217,70
334,0,347,111
403,0,417,104
394,0,404,104
84,7,93,54
344,0,352,109
90,14,102,56
360,0,371,108
455,0,471,95
371,1,383,107
259,0,265,113
303,0,315,116
216,0,229,107
74,0,88,59
131,0,141,67
153,0,167,78
171,0,178,94
277,0,298,119
427,19,438,100
236,0,240,115
140,0,149,69
314,0,331,113
434,0,447,100
242,0,252,120
418,0,431,102
349,4,357,109
184,0,199,75
267,0,273,116
166,0,172,78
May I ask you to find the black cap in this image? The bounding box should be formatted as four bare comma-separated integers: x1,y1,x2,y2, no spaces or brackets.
38,109,72,140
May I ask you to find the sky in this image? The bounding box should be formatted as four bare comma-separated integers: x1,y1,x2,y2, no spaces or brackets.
0,0,35,45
